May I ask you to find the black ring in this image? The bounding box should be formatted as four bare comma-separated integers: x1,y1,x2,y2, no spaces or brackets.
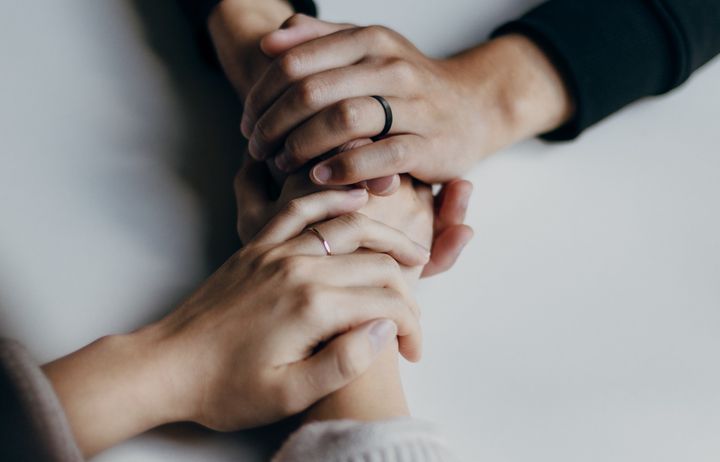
370,95,393,142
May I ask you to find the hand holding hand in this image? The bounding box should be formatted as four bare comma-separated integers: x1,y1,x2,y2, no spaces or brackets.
242,15,572,188
44,189,428,455
233,154,473,278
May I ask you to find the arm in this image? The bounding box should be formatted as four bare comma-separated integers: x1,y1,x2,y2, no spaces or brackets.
493,0,720,140
205,0,294,97
242,1,720,189
266,175,459,461
10,190,428,458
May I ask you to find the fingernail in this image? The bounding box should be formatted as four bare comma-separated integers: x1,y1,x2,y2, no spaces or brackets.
312,164,332,184
348,188,368,197
274,150,291,172
368,319,396,353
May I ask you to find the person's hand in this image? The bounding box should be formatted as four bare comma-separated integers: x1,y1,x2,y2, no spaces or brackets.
154,188,428,431
241,15,573,189
44,188,428,455
234,155,473,278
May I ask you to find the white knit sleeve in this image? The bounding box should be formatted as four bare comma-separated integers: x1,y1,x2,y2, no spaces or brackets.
272,418,459,462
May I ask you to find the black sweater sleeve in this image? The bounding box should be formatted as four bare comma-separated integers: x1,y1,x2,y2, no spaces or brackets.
494,0,720,141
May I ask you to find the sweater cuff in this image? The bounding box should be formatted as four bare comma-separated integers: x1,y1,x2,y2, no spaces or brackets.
492,0,678,141
0,339,82,462
273,418,458,462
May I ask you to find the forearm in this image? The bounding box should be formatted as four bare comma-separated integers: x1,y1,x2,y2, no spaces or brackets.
207,0,294,97
41,326,183,457
444,33,574,154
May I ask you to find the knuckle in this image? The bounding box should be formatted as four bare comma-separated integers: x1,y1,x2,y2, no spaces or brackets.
333,154,364,180
284,134,306,161
277,256,308,281
333,100,362,133
253,247,280,270
283,197,307,219
295,283,324,318
387,58,417,86
283,13,305,29
337,212,366,231
384,138,409,169
294,77,325,109
363,25,397,50
277,52,304,80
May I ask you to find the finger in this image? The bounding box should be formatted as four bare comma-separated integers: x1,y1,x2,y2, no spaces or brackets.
234,156,274,244
365,174,401,196
289,318,396,407
273,96,417,171
254,189,368,245
436,179,473,230
248,64,412,161
280,253,414,302
280,212,430,267
311,135,424,186
421,224,474,278
336,139,401,195
260,15,353,57
294,286,421,362
243,25,404,137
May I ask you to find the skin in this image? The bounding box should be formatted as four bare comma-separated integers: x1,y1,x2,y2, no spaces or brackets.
42,189,429,457
38,0,579,455
209,1,474,277
282,174,434,423
209,0,572,425
240,14,573,191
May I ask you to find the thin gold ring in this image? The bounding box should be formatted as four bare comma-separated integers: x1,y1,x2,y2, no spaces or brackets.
307,227,332,256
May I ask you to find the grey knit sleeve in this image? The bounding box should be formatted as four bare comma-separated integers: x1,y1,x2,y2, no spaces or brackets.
272,418,459,462
0,339,83,462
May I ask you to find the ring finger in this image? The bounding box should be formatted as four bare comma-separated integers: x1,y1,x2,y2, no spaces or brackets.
248,62,411,161
274,96,419,172
277,212,429,267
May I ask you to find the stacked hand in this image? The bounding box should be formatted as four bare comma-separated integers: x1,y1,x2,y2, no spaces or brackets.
231,14,481,277
242,15,485,188
45,188,428,455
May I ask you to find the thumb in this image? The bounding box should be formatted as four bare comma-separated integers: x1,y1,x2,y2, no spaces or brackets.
291,319,397,404
260,14,354,57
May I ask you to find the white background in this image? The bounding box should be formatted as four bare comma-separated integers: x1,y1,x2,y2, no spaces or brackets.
1,1,719,461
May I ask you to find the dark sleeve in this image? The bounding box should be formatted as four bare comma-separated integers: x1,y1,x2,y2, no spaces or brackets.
0,339,83,462
493,0,720,141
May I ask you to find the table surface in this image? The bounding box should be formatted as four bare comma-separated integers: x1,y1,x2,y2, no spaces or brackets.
2,1,719,461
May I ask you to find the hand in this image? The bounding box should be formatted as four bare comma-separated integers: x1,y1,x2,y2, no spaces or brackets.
207,0,294,98
234,154,472,278
44,188,428,455
241,15,573,187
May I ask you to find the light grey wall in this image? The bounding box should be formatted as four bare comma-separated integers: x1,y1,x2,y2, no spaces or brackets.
1,1,719,461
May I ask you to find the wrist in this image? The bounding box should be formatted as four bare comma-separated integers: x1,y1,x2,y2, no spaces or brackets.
42,327,184,456
445,34,574,148
305,340,409,422
208,0,294,97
